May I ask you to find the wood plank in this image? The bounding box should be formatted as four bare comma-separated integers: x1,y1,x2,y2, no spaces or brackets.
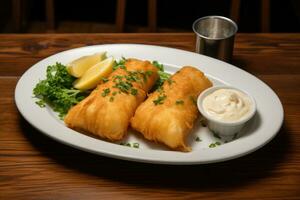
0,34,299,76
0,34,300,199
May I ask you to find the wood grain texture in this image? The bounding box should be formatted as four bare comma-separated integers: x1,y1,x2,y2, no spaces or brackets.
0,33,300,200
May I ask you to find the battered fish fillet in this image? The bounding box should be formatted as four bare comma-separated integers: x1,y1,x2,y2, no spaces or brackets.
64,58,158,141
130,66,212,152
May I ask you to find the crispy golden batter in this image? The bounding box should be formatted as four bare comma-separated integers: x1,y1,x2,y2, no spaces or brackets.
130,66,212,152
64,58,158,141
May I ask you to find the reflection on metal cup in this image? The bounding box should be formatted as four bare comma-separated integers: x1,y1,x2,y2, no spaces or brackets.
192,16,238,62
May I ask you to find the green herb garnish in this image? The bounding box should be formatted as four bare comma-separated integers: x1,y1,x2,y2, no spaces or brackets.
133,143,140,148
175,100,184,105
101,77,109,83
131,88,138,96
153,94,167,105
119,142,131,147
209,142,221,148
101,88,110,97
151,61,171,91
33,63,88,118
209,143,216,148
167,78,174,85
152,60,164,71
109,96,114,102
114,81,132,93
113,75,123,82
195,137,201,142
145,70,153,77
125,143,131,147
113,58,126,71
120,142,140,149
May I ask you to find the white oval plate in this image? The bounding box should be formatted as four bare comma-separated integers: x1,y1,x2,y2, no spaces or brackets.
15,44,284,165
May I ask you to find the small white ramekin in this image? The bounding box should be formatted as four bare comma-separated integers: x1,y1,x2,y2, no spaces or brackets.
197,85,256,136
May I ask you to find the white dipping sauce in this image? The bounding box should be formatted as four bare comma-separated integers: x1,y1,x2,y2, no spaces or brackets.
202,89,252,122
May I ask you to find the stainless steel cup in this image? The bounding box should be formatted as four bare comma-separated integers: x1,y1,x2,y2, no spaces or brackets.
192,16,238,62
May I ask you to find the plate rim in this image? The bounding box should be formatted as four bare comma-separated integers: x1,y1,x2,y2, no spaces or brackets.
14,43,284,165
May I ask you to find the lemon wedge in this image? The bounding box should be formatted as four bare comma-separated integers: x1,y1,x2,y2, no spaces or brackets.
73,57,115,90
67,52,107,78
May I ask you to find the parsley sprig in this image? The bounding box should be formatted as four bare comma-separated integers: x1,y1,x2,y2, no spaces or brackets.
33,63,88,118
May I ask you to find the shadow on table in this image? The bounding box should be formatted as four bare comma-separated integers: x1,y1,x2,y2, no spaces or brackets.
20,116,290,192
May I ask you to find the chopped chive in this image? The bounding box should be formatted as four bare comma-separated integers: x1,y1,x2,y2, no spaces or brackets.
101,88,110,97
152,60,164,71
133,143,139,148
153,94,167,105
101,77,109,83
114,81,132,93
209,142,222,148
167,78,174,85
175,99,184,105
195,137,201,142
120,65,126,70
120,142,131,147
209,143,216,148
125,143,131,147
145,70,153,77
109,96,114,102
35,100,46,107
113,58,126,71
112,91,117,96
131,88,138,96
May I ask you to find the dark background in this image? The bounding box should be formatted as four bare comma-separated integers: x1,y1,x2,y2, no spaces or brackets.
0,0,299,33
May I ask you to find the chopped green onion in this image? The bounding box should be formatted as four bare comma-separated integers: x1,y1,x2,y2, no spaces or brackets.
145,70,153,77
175,100,184,105
133,143,139,148
101,88,110,97
101,77,109,83
209,143,216,148
152,60,164,71
131,88,138,96
35,100,46,107
153,94,167,105
209,142,221,148
125,143,131,147
167,78,174,85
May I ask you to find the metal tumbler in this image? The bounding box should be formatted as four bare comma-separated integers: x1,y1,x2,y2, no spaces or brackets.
192,16,238,62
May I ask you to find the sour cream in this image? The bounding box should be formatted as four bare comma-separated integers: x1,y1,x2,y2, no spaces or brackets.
202,88,252,122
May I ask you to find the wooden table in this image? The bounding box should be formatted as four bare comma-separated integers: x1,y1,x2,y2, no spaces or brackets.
0,33,299,199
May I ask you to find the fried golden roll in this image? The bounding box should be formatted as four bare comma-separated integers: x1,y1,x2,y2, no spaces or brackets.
64,58,158,141
130,66,212,152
